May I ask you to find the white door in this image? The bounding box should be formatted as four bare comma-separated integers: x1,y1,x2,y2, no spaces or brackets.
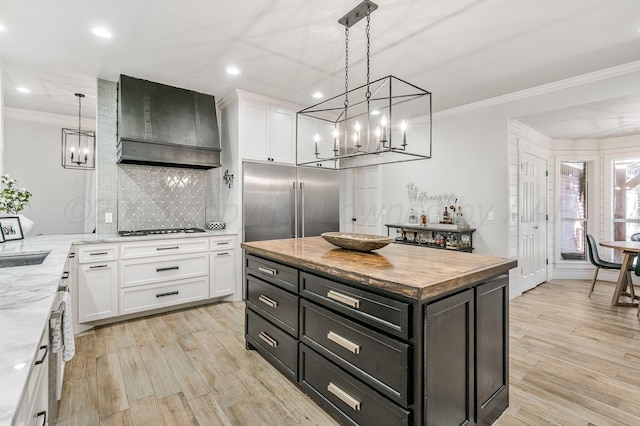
519,152,548,292
352,166,381,234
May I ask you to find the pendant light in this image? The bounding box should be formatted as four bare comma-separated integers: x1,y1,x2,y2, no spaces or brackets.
296,0,432,169
62,93,96,170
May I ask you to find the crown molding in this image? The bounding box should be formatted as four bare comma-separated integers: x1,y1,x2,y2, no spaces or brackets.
434,60,640,119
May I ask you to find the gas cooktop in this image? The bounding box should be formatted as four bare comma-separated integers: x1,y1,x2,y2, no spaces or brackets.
118,227,206,237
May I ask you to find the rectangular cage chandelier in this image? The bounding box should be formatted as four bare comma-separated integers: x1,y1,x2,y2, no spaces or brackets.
62,93,96,170
296,0,432,170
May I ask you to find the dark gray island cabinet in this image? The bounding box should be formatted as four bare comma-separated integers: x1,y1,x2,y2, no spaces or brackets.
242,237,517,426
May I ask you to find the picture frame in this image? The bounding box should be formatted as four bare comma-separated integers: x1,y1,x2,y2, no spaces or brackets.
0,216,24,241
0,227,4,243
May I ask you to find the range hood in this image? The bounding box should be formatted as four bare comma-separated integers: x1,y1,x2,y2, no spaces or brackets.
117,75,221,169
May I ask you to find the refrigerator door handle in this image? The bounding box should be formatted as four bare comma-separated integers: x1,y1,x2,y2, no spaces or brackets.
300,182,305,238
293,181,298,238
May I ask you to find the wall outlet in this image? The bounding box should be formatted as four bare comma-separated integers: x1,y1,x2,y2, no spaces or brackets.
105,212,113,223
488,211,494,221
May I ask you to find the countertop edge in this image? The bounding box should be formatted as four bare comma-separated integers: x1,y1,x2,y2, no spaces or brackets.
242,243,517,300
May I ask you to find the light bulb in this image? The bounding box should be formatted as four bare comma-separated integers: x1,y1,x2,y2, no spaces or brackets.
401,120,407,132
380,115,387,127
355,121,361,132
375,127,381,137
333,128,339,138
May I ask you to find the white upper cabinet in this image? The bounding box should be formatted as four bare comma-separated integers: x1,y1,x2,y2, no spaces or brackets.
243,102,270,161
269,108,295,164
236,92,300,164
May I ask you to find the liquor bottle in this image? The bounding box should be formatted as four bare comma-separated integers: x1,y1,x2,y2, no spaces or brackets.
420,210,427,226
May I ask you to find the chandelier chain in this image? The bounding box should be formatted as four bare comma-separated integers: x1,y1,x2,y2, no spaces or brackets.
78,95,82,133
344,26,349,108
365,8,371,100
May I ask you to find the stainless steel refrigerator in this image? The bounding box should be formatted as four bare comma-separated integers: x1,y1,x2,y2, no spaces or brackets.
243,162,339,242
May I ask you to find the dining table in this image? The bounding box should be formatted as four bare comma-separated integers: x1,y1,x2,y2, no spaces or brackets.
599,241,640,306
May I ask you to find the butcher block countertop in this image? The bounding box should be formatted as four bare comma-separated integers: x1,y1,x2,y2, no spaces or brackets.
242,236,517,300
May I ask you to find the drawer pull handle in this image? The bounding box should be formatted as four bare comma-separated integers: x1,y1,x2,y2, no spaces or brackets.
89,264,108,269
258,331,278,348
258,266,277,276
327,290,360,309
61,272,70,279
327,382,361,411
89,251,109,256
156,266,180,272
217,242,229,245
156,291,179,298
327,331,360,354
68,252,76,258
217,252,230,256
157,246,180,251
34,345,48,365
258,295,278,309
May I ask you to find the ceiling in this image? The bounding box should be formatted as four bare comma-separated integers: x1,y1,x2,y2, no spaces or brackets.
1,0,640,139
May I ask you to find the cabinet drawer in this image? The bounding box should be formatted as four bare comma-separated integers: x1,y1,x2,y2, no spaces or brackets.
210,236,236,251
300,272,411,340
120,238,208,259
246,309,298,380
121,277,208,314
300,345,410,426
78,244,118,263
246,275,298,337
246,254,298,293
121,253,208,288
301,300,410,406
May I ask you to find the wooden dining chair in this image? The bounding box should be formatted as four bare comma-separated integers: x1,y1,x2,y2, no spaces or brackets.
586,234,628,297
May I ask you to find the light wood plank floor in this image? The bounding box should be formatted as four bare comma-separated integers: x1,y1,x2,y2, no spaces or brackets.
55,279,640,425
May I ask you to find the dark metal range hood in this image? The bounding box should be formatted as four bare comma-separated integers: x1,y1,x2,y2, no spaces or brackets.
117,75,221,169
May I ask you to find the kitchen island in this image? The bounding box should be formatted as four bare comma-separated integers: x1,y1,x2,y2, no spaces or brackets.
242,236,517,426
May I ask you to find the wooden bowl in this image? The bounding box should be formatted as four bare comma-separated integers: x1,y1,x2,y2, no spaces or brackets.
321,232,395,252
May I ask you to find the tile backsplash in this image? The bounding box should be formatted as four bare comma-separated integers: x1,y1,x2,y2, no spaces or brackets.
118,164,207,230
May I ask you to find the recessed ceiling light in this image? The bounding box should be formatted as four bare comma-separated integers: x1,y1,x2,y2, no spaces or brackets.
312,92,323,99
16,87,30,94
91,27,112,39
0,24,6,32
226,66,241,75
370,110,380,115
14,363,26,370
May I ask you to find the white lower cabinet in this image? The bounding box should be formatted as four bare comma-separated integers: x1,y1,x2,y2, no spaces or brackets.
15,328,49,426
74,235,239,325
210,249,236,297
78,261,118,322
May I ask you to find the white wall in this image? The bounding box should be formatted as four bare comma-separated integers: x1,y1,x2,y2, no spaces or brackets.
378,63,640,262
3,107,95,235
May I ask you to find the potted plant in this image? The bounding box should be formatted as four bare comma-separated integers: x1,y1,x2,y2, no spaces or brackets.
0,175,33,234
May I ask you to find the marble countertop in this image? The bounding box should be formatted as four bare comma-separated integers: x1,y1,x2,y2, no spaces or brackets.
0,230,236,425
242,236,517,300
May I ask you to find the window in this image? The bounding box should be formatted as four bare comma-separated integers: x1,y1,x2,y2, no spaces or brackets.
612,159,640,243
559,162,587,261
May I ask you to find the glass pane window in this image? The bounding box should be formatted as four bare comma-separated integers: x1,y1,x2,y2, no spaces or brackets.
560,162,587,261
613,159,640,244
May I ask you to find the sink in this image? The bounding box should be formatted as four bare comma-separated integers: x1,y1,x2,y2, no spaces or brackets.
0,250,51,268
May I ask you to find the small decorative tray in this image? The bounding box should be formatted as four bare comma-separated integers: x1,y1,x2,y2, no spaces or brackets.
321,232,395,252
